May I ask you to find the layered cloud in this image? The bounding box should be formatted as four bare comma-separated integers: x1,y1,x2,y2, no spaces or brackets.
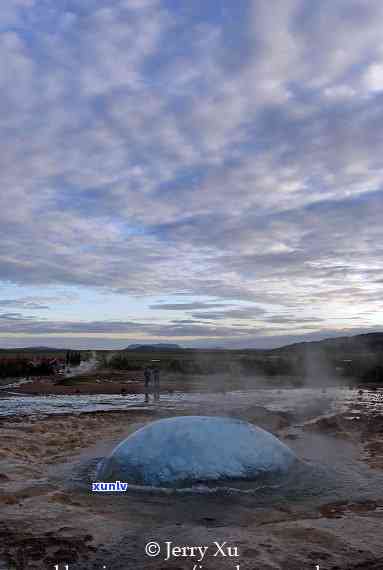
1,0,383,346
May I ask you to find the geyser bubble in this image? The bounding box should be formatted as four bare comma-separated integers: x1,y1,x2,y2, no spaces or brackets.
96,416,296,487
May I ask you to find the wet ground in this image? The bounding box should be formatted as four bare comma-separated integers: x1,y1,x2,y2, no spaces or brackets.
0,379,383,569
0,384,375,417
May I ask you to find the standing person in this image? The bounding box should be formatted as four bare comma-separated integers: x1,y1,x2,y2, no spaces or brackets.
153,366,160,401
144,366,152,388
144,366,152,403
153,366,160,387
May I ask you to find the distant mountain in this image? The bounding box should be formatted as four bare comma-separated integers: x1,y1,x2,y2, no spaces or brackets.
126,343,182,351
272,332,383,355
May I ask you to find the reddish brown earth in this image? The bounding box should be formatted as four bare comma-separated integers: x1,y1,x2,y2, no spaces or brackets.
6,370,202,396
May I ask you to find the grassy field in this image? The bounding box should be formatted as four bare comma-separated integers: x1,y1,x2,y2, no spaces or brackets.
1,332,383,384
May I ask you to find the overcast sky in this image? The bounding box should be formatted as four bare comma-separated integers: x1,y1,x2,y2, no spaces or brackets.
1,0,383,349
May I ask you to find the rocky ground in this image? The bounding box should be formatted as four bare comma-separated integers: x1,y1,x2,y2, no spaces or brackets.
0,379,383,569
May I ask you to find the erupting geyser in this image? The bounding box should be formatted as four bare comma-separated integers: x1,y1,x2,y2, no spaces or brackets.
96,416,296,487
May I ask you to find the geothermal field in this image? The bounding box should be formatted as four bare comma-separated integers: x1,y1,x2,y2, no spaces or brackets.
4,0,383,567
1,354,383,570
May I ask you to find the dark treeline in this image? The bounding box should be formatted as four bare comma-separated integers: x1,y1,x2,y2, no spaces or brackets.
0,351,83,379
66,351,81,367
0,358,59,378
101,353,231,375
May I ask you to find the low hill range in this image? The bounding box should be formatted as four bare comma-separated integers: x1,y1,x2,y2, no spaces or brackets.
125,343,182,351
1,333,383,355
272,332,383,356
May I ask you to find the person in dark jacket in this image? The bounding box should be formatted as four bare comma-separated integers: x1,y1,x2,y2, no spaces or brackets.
144,366,152,402
153,367,160,401
144,366,152,388
153,367,160,386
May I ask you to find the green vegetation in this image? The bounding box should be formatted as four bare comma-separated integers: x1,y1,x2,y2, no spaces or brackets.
1,333,383,383
96,333,383,385
65,350,81,367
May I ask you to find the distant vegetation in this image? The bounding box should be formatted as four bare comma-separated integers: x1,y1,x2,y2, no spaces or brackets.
1,333,383,383
0,357,58,378
95,332,383,385
126,343,182,350
0,349,90,379
274,333,383,383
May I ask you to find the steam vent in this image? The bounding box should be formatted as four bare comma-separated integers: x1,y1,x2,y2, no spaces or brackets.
96,416,296,487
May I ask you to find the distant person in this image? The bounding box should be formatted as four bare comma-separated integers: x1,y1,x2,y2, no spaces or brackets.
153,367,160,401
144,366,152,403
144,366,152,389
153,367,160,388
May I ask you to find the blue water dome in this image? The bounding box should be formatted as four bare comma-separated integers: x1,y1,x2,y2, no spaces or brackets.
96,416,296,487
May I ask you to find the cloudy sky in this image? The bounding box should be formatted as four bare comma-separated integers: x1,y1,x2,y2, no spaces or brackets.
1,0,383,349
